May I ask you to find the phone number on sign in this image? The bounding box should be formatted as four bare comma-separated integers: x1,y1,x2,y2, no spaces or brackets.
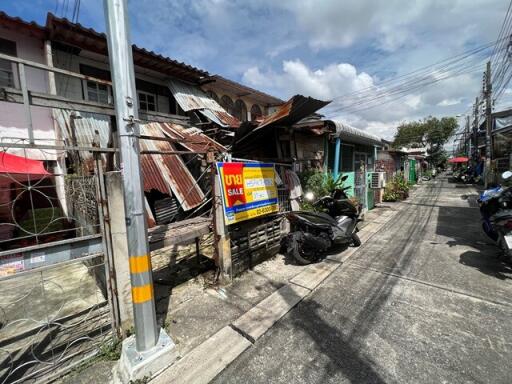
255,205,276,216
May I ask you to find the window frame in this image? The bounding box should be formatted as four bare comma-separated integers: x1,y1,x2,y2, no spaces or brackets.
82,79,113,104
0,38,18,89
138,90,157,112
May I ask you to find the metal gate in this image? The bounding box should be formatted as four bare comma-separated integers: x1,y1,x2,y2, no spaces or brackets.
0,143,115,384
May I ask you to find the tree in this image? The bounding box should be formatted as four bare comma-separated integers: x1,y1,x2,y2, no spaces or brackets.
392,116,458,166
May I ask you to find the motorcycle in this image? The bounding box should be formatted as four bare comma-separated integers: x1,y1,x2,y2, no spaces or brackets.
478,171,512,259
284,176,362,265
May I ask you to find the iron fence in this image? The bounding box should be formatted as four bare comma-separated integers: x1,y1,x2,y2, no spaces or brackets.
0,141,114,383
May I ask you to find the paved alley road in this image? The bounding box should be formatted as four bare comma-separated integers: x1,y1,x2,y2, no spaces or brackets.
212,176,512,384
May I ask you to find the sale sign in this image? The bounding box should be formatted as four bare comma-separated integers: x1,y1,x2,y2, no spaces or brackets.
217,162,279,225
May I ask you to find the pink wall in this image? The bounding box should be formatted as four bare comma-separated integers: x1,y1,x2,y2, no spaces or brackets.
0,26,55,160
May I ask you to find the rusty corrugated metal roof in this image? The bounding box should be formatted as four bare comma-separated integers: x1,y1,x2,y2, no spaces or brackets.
198,109,241,129
168,80,240,128
52,109,110,166
54,112,207,211
236,95,330,144
256,95,330,130
158,123,227,152
168,80,225,112
141,123,205,211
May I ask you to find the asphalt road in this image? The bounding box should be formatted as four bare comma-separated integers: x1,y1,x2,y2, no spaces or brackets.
212,176,512,384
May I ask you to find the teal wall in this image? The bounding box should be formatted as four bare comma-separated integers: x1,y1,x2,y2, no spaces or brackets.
341,172,355,197
325,138,377,210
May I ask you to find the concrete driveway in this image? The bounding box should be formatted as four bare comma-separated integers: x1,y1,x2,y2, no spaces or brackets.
212,176,512,384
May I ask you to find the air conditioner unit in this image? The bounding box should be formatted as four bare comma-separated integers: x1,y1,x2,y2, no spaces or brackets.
369,172,386,189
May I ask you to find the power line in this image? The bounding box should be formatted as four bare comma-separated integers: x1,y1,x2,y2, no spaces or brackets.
326,58,494,115
321,40,508,115
326,37,507,105
491,0,512,104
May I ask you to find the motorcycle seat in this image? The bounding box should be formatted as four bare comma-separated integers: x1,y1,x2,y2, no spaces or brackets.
294,211,338,227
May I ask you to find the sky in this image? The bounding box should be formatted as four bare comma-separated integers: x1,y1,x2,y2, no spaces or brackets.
3,0,512,140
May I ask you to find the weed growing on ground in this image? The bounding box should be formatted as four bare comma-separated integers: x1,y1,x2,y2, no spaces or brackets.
99,337,122,361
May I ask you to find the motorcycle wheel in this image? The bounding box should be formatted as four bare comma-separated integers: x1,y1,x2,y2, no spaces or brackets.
287,234,318,265
293,248,318,265
351,233,361,247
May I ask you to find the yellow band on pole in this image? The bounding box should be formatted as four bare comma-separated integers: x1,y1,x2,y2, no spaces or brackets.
129,254,150,274
132,284,153,304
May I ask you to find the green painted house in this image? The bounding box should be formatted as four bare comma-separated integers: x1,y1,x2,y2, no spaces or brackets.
323,120,383,211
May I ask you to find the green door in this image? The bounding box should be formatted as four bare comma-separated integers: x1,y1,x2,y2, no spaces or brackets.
409,159,416,184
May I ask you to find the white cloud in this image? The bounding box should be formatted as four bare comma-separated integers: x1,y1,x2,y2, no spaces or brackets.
404,95,422,109
437,98,462,107
243,58,483,141
273,0,505,53
243,60,373,100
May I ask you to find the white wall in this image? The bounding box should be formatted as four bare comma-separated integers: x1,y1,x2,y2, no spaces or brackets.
0,26,55,159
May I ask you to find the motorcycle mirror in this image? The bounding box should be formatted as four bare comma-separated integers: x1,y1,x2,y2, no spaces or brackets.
304,191,315,201
502,171,512,180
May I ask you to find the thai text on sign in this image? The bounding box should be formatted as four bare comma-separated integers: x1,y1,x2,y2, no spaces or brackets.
217,162,279,225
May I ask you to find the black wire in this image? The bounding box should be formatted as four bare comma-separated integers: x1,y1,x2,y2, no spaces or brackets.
326,59,490,115
326,38,507,103
323,43,507,115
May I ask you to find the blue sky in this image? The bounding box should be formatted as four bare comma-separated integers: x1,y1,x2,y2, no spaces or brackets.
3,0,511,139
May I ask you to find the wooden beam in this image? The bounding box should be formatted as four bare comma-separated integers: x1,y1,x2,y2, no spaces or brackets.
0,87,190,123
0,52,112,86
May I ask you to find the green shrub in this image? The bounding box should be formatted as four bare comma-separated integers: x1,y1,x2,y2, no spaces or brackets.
299,171,345,198
383,174,410,202
298,170,346,210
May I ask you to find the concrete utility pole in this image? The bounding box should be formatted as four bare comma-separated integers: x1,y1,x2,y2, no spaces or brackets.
473,97,479,161
465,116,471,157
103,0,176,381
484,61,492,187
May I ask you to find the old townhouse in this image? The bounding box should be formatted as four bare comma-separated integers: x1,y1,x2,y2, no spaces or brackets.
0,12,286,228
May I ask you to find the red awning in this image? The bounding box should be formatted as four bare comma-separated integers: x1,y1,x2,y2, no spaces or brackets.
448,157,469,164
0,152,50,175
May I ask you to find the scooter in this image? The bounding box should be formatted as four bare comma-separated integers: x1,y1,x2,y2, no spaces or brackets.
284,176,362,265
478,171,512,259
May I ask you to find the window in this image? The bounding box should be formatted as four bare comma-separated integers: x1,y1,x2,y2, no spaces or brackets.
233,99,248,122
0,38,17,88
206,90,219,103
220,95,234,115
84,80,111,104
80,65,112,104
138,91,156,112
250,104,263,121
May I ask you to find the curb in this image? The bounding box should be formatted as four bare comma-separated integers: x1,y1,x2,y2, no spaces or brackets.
151,202,404,384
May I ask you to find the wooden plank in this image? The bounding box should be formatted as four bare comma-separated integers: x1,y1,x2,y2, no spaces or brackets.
147,219,211,252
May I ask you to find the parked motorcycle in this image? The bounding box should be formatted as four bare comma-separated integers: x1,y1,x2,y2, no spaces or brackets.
478,171,512,259
284,176,362,265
